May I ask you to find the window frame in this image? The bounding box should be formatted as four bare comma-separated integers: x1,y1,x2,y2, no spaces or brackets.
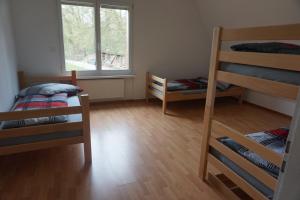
57,0,133,76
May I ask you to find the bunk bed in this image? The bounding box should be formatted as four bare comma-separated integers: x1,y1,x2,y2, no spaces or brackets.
146,72,245,114
0,71,92,163
199,24,300,200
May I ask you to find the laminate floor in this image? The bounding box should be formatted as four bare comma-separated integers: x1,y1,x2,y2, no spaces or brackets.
0,98,290,200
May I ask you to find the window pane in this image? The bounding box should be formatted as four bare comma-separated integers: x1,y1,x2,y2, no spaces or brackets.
100,7,129,70
62,5,96,71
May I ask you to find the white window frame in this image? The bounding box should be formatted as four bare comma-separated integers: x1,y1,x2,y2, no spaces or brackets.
57,0,134,77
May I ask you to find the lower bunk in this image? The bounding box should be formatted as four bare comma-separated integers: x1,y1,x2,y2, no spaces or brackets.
206,120,287,200
146,72,245,114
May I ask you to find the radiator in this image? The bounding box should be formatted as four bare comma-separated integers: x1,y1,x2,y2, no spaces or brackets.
78,79,125,101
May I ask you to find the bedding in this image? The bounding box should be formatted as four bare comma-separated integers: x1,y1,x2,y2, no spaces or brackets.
166,77,230,92
219,127,289,178
1,93,69,129
0,96,82,147
19,83,82,97
231,42,300,55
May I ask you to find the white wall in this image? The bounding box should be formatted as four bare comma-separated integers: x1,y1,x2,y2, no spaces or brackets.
11,0,208,100
196,0,300,116
0,0,18,112
11,0,299,115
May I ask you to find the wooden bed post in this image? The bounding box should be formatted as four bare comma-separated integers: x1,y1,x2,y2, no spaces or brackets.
162,78,168,114
81,94,92,163
71,70,77,86
199,27,222,180
18,71,26,89
146,72,150,103
238,88,246,104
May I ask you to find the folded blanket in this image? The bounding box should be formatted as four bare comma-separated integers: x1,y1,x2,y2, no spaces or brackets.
2,93,69,129
219,128,289,178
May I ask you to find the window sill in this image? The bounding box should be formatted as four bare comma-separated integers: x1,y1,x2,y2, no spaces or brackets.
77,74,136,80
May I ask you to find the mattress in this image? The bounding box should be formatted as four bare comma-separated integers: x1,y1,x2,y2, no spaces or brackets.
221,62,300,86
0,96,82,147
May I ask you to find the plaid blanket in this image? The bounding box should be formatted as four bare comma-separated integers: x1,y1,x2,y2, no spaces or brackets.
220,128,289,178
2,93,68,129
167,77,230,91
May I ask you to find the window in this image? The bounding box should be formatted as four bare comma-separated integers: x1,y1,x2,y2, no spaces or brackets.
62,5,96,71
101,7,129,70
60,0,132,75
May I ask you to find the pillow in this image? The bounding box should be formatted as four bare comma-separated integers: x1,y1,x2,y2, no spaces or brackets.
2,93,68,129
231,42,300,55
19,83,82,97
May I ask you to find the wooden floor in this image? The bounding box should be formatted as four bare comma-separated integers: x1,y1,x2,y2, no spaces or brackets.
0,98,290,200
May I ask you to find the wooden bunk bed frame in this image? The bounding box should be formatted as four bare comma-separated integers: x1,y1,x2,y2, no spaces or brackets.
199,24,300,200
146,72,245,114
0,71,92,163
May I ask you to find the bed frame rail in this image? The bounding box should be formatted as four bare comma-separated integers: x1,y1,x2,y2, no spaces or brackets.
0,122,83,139
219,51,300,72
217,71,299,100
221,24,300,41
0,106,82,121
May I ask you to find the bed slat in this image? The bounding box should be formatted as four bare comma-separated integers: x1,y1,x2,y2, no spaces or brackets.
150,74,165,84
0,122,83,139
212,120,284,167
219,51,300,72
209,138,278,190
221,24,300,41
217,71,299,100
208,155,269,200
150,82,164,92
0,136,84,156
148,88,164,100
0,106,82,121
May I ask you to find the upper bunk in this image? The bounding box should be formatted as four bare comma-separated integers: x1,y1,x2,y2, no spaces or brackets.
212,24,300,101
